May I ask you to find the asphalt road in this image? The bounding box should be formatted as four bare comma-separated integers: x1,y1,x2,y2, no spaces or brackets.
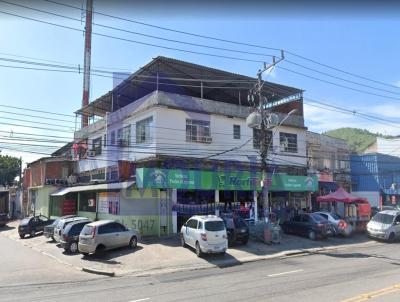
1,234,400,302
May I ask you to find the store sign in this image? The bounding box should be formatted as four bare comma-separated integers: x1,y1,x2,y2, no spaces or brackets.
270,175,318,192
136,168,318,192
136,168,260,191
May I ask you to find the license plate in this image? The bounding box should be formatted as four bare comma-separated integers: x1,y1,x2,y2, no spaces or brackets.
214,246,220,250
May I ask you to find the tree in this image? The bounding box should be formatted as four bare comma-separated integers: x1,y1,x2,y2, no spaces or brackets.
0,155,21,186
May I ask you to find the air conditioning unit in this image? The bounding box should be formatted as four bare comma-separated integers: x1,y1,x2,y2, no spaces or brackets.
87,150,96,157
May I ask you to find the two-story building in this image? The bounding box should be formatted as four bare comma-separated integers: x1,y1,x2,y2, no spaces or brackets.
52,56,317,236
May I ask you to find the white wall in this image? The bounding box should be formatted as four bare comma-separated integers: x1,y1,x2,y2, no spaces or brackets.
377,137,400,157
351,191,380,208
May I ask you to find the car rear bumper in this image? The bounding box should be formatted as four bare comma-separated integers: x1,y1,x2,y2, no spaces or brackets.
200,242,228,254
78,243,96,254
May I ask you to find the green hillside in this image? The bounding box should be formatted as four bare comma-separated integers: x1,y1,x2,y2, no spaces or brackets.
323,127,395,153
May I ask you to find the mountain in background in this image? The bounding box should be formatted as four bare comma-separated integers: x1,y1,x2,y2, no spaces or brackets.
323,127,396,153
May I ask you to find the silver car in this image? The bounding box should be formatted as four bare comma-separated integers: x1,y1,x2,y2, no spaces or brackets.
367,210,400,241
78,220,140,255
53,216,89,243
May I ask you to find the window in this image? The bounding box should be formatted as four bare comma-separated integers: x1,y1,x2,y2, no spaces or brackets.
198,221,203,229
103,134,107,148
233,125,241,139
253,129,272,149
186,219,198,229
280,132,298,153
92,137,102,155
117,125,131,147
79,192,96,212
111,131,116,146
186,119,211,143
205,221,225,231
136,117,153,143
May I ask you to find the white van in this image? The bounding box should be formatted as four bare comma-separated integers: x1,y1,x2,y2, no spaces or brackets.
367,210,400,242
180,215,228,257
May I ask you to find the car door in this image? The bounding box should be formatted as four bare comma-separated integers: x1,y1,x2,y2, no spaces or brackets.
299,214,311,236
394,215,400,237
185,219,197,247
115,223,131,247
37,216,49,232
290,215,301,235
97,224,114,249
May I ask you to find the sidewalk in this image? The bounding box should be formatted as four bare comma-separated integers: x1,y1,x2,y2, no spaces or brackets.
0,220,379,277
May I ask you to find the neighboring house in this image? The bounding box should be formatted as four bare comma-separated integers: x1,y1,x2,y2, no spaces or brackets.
50,56,316,236
350,153,400,208
364,137,400,156
24,157,74,217
306,132,351,209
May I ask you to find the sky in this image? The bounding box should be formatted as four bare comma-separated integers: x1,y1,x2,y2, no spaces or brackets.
0,0,400,165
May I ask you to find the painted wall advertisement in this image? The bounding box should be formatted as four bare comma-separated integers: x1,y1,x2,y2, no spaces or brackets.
98,192,120,215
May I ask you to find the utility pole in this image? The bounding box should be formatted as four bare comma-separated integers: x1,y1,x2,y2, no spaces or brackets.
81,0,93,128
250,51,284,220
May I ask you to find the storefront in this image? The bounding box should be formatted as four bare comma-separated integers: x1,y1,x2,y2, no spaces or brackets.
136,168,318,231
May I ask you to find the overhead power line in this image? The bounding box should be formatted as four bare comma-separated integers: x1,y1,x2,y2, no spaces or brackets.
3,0,399,98
43,0,400,91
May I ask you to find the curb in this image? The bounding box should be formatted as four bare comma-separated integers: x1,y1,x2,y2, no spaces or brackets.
82,267,115,277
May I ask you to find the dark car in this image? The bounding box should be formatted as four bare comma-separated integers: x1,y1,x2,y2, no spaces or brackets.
282,213,332,240
221,214,249,245
59,220,92,253
43,215,77,241
0,213,8,227
18,215,54,238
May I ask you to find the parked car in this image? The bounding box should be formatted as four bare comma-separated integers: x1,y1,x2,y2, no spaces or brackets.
220,214,249,245
44,215,77,241
180,215,228,257
281,213,333,240
367,210,400,242
78,220,140,256
313,211,353,237
18,215,54,238
54,216,89,243
59,220,92,253
0,213,8,227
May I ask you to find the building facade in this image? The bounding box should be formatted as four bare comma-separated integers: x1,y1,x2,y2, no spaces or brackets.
49,56,318,236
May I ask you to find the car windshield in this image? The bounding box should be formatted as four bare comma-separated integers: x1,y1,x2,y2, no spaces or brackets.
20,218,31,225
372,213,395,224
205,221,225,231
311,214,327,222
81,225,94,235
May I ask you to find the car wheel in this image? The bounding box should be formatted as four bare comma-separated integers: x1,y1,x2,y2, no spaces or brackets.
388,232,395,242
129,236,138,249
195,241,203,257
69,242,79,254
19,234,25,239
308,230,316,241
30,230,35,238
180,235,186,247
219,251,226,256
81,252,89,256
95,245,106,255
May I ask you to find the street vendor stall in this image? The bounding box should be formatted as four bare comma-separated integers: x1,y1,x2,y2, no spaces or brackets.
317,187,371,232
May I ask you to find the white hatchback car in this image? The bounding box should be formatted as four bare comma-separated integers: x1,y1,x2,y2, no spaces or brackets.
180,215,228,257
367,210,400,242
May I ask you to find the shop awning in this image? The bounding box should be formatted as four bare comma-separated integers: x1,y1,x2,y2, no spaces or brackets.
50,181,135,196
317,187,368,203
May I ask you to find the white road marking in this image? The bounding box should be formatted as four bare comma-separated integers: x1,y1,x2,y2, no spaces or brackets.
268,269,303,277
129,298,150,302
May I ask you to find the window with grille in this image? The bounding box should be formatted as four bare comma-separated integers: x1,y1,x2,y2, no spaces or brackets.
233,125,241,139
279,132,298,153
136,117,153,143
92,137,102,155
186,119,212,143
253,129,272,150
117,125,131,147
110,131,116,146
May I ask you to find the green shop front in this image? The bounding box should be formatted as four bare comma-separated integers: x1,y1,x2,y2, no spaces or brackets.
136,168,318,232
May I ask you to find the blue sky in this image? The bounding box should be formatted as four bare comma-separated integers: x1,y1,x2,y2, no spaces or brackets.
1,0,400,164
